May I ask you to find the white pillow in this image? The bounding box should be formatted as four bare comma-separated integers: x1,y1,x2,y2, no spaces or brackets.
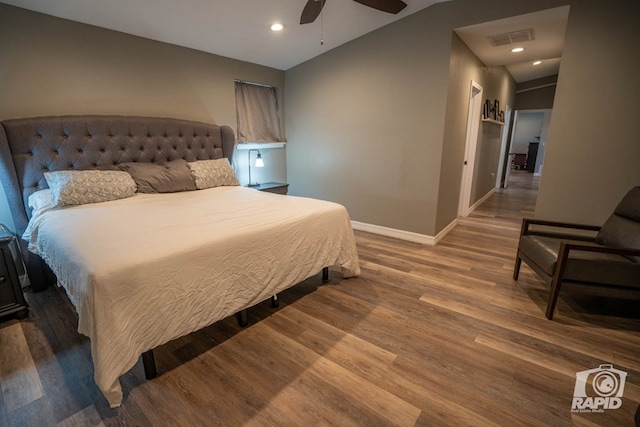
28,189,53,218
44,170,137,207
188,158,240,190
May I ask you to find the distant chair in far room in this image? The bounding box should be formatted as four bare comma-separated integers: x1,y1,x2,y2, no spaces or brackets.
512,153,527,170
513,186,640,319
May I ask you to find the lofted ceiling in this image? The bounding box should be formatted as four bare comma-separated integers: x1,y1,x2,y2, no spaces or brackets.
0,0,450,70
1,0,568,82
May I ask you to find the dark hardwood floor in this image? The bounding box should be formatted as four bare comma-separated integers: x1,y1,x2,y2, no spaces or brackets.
1,171,639,426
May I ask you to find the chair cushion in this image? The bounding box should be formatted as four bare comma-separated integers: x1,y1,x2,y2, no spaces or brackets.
519,235,640,288
596,186,640,262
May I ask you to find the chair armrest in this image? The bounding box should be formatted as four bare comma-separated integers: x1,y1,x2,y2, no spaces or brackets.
554,241,640,285
559,242,640,258
520,218,601,238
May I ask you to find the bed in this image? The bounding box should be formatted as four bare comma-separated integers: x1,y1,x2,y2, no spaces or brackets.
0,115,360,407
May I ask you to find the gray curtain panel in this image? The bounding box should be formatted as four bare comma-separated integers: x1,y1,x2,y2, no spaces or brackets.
235,81,283,143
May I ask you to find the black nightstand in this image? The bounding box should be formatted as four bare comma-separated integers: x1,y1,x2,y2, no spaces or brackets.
0,233,28,321
248,182,289,195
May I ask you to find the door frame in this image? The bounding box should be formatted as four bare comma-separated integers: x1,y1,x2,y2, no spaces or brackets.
496,105,512,188
458,81,483,217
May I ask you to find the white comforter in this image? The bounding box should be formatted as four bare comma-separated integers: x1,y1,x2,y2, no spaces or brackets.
24,186,360,407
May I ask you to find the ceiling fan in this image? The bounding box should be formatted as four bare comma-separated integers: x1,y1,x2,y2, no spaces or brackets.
300,0,408,24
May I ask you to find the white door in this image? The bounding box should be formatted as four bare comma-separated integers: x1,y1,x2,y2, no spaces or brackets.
458,81,483,217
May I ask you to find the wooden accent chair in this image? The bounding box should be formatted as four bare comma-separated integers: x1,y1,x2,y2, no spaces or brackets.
513,187,640,319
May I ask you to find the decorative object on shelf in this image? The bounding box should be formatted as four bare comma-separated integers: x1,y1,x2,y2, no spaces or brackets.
482,98,505,123
247,149,264,187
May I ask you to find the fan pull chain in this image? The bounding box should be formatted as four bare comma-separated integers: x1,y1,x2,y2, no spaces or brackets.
320,0,324,45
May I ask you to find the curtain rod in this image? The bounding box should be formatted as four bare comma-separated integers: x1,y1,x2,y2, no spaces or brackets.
234,79,275,88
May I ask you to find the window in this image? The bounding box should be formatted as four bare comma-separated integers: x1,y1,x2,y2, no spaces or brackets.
234,80,284,143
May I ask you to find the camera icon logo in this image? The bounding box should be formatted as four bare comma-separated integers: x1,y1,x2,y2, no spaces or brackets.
571,364,627,413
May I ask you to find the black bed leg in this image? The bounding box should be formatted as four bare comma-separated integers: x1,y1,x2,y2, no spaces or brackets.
271,294,279,308
142,350,157,379
322,267,329,282
236,309,248,327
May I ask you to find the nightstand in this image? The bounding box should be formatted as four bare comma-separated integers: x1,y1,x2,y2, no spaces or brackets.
249,182,289,195
0,233,28,321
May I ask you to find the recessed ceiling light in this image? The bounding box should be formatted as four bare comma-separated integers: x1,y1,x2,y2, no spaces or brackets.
511,47,525,53
532,60,542,65
270,23,284,32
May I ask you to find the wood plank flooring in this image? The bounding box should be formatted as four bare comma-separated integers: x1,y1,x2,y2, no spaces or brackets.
1,171,639,426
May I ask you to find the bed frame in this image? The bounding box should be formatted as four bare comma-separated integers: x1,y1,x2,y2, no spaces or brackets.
0,114,332,393
0,115,235,292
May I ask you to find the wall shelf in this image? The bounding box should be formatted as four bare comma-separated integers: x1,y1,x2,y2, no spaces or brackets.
481,118,505,126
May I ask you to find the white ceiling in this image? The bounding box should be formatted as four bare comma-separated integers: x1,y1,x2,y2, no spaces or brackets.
455,6,569,83
1,0,568,82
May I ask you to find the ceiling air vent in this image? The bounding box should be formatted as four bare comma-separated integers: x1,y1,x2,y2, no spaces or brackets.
487,28,535,47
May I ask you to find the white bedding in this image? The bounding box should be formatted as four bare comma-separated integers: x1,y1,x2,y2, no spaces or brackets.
24,186,360,407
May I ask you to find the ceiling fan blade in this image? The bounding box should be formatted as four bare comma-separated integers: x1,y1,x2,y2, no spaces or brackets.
352,0,407,14
300,0,326,24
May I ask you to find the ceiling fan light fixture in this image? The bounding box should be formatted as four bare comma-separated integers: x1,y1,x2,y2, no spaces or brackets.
270,23,284,32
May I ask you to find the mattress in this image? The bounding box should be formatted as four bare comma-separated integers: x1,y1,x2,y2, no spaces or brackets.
24,186,360,407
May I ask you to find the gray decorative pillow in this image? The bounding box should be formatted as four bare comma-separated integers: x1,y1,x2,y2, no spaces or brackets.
44,170,137,207
118,159,197,193
188,158,240,190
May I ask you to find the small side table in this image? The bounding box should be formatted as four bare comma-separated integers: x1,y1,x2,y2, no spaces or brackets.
248,182,289,195
0,233,28,321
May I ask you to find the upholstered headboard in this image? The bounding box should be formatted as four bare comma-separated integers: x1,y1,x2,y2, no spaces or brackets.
0,115,235,289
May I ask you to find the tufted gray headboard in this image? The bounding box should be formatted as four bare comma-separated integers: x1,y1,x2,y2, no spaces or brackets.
0,115,235,290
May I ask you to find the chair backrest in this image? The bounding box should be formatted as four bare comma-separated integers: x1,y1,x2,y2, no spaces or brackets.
596,186,640,262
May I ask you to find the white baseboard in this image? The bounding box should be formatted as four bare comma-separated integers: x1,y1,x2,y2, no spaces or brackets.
351,218,458,246
467,188,495,215
434,218,458,244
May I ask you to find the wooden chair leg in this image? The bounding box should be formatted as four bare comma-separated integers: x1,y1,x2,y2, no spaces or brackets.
513,251,522,280
546,242,570,320
546,277,562,320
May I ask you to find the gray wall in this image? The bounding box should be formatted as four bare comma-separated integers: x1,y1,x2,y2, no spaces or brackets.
514,75,558,110
470,67,515,208
0,4,284,127
535,0,640,224
286,0,564,237
286,9,449,236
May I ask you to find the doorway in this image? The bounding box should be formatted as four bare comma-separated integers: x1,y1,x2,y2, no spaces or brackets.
503,109,552,188
458,81,483,217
